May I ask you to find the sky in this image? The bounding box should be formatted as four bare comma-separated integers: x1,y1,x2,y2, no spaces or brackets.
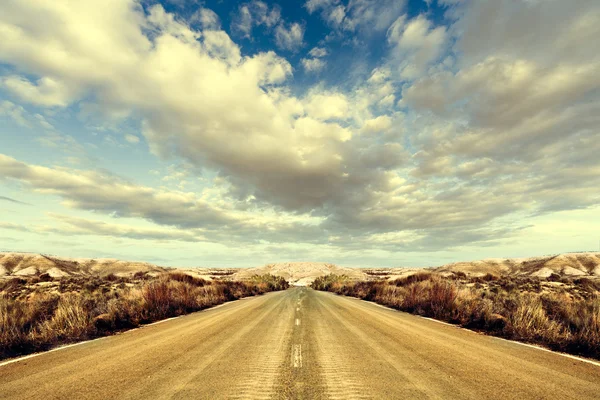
0,0,599,268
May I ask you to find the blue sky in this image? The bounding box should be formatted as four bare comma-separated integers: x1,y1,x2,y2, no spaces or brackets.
0,0,599,268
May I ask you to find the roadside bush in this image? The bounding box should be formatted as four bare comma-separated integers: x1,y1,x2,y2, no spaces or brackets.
168,272,207,287
0,273,288,360
311,273,600,359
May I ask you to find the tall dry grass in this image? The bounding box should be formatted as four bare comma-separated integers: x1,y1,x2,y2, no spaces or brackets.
0,273,288,359
312,274,600,359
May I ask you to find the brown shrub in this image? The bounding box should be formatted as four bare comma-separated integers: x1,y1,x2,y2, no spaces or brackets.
312,274,600,360
168,272,207,287
104,273,119,282
39,293,93,341
392,272,433,287
0,274,287,360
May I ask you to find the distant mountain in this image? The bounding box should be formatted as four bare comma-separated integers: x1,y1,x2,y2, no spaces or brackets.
0,252,166,278
232,262,368,285
2,251,598,284
433,252,600,278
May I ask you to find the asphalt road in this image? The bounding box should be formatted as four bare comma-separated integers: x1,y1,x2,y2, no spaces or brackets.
1,287,600,399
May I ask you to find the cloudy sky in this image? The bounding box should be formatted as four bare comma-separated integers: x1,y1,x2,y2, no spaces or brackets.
0,0,599,268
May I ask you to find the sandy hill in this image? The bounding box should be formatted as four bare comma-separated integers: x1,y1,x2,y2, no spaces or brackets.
0,252,167,278
433,252,600,278
232,262,368,286
2,251,598,284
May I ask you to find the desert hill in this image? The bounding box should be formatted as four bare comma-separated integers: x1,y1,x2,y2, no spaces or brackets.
0,252,167,278
1,251,599,284
231,262,368,285
432,252,600,278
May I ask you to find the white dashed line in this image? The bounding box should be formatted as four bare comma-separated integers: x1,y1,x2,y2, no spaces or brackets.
292,344,302,368
295,318,301,326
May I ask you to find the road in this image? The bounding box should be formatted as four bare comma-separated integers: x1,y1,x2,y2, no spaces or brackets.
1,287,600,399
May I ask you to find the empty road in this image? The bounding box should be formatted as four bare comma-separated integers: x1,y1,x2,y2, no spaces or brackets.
1,287,600,399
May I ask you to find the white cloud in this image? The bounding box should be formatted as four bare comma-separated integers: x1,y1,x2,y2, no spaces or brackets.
344,0,406,33
304,92,349,120
361,115,392,133
125,134,140,144
305,0,339,14
0,100,30,127
305,0,346,29
301,58,326,73
232,4,253,37
1,76,74,107
302,47,328,73
308,47,328,58
387,15,447,80
194,8,221,31
326,5,346,27
306,0,406,33
0,154,326,244
275,22,305,51
202,30,242,66
231,1,281,38
1,0,599,257
45,213,205,243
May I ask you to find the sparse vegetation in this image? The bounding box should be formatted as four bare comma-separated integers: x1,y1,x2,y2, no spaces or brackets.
312,273,600,359
0,273,288,360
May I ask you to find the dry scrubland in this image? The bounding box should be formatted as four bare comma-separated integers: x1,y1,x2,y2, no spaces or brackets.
0,271,288,360
2,251,600,361
313,272,600,359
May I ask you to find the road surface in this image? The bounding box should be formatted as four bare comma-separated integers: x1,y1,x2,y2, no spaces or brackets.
1,287,600,399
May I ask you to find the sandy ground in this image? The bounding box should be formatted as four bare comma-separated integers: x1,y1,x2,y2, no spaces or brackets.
1,287,600,399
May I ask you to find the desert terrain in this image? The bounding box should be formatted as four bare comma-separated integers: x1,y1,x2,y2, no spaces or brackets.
1,251,600,398
3,251,599,285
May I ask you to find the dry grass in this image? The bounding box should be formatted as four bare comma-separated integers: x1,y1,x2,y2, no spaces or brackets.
312,274,600,359
0,273,288,359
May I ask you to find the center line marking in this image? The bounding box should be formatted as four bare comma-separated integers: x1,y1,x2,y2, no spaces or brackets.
295,318,300,326
296,307,300,312
292,344,302,368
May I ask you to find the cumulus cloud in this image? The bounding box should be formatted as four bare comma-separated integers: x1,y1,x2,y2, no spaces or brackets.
302,47,328,73
0,154,328,245
301,57,326,73
344,0,407,33
395,0,600,219
303,92,349,120
1,0,599,256
231,1,281,38
275,22,305,51
305,0,339,14
193,7,221,30
308,47,328,58
325,5,346,28
306,0,405,33
387,14,447,80
1,76,74,107
361,115,392,133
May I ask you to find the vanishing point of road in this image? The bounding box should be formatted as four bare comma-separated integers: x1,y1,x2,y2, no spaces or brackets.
1,287,600,399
